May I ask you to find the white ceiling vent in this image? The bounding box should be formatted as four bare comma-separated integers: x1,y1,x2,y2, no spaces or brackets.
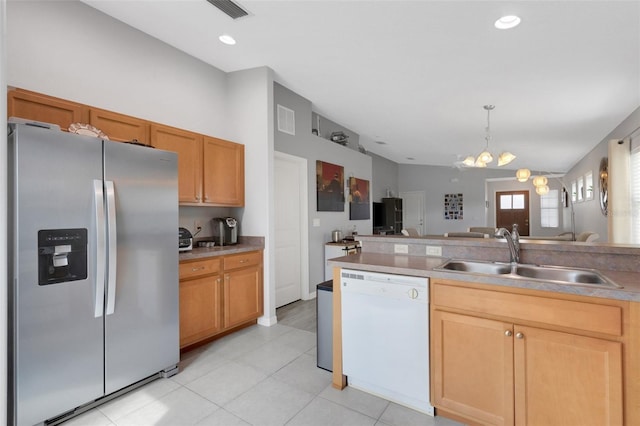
277,105,295,136
206,0,249,20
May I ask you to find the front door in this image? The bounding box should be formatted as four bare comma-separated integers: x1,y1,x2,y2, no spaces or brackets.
496,191,530,236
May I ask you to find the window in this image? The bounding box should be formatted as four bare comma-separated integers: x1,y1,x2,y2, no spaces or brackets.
577,177,584,202
585,171,594,200
500,193,524,210
540,189,559,228
571,181,577,203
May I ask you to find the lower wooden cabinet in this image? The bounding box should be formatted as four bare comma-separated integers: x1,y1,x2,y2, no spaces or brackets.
223,252,263,329
179,251,263,348
431,279,625,426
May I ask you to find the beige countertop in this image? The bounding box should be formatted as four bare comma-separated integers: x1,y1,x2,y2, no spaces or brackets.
328,252,640,302
179,242,264,261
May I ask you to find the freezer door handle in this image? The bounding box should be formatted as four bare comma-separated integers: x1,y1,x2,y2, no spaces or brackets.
93,180,106,318
105,180,117,315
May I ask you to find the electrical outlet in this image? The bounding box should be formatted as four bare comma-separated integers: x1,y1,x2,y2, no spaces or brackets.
394,244,409,254
194,220,202,232
426,246,442,257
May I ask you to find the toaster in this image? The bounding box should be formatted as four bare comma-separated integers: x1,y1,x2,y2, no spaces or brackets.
211,217,238,246
178,227,193,252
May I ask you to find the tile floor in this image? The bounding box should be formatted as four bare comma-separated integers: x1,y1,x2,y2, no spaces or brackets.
64,300,465,426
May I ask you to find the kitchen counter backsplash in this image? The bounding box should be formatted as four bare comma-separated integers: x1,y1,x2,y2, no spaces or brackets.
179,236,264,261
355,234,640,273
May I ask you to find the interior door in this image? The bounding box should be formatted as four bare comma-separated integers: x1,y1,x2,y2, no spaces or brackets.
400,191,425,235
274,153,306,307
496,191,530,236
103,141,179,394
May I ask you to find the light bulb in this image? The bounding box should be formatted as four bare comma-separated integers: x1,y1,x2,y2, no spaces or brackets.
532,176,548,187
497,152,516,166
515,168,531,182
478,151,493,164
536,185,550,195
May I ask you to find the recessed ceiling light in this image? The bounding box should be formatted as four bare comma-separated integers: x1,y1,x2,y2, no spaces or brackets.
406,157,415,161
375,141,387,145
495,15,521,30
219,34,236,45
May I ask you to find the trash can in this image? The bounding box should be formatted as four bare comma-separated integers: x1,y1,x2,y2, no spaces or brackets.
316,280,333,371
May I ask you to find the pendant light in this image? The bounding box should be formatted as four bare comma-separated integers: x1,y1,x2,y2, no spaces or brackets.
465,105,516,167
516,168,531,182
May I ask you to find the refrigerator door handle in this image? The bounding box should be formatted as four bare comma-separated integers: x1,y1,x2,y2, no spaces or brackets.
105,180,117,315
93,180,106,318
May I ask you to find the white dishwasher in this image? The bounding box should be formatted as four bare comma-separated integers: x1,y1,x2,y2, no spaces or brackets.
341,269,434,416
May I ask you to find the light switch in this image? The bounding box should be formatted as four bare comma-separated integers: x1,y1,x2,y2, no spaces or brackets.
312,218,321,227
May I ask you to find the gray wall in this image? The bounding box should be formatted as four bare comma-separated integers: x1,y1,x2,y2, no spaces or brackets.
565,106,640,241
274,83,372,292
370,152,399,201
399,164,515,235
487,177,565,237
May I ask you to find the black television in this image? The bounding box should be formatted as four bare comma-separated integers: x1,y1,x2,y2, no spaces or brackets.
372,202,385,228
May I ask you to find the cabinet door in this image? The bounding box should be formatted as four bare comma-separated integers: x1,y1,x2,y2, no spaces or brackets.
151,124,203,203
203,136,245,206
223,266,263,329
8,89,86,131
431,310,514,426
179,275,223,348
89,108,149,144
514,325,623,426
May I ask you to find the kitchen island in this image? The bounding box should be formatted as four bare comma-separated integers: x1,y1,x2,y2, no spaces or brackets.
329,235,640,425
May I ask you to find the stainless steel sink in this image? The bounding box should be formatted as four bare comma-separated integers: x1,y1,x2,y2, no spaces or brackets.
514,264,622,288
435,259,512,275
435,259,622,288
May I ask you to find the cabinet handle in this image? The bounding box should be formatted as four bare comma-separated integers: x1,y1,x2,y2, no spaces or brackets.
195,195,200,201
240,259,248,263
505,330,513,337
191,266,205,272
516,332,524,339
204,195,209,201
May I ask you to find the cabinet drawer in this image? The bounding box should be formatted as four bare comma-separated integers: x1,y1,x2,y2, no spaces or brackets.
432,282,622,337
180,258,221,280
223,251,262,270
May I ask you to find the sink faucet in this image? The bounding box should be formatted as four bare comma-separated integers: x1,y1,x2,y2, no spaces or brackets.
496,225,520,264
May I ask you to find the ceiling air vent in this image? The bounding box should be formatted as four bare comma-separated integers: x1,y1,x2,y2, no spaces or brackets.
206,0,249,19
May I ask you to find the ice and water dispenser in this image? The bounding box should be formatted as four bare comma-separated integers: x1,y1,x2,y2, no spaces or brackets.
38,229,88,285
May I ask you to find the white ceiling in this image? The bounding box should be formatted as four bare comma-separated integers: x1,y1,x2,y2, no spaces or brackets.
82,0,640,172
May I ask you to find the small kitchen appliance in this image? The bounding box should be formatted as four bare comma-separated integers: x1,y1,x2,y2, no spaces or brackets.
212,217,238,246
178,227,193,251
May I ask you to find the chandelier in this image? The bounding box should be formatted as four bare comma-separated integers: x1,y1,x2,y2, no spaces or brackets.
463,105,516,167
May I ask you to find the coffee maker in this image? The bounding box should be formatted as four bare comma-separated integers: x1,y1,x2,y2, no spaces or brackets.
211,217,238,246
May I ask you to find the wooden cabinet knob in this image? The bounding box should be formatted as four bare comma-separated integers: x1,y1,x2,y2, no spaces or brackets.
505,330,513,337
516,332,524,339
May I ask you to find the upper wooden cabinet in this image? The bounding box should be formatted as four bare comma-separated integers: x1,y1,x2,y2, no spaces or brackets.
150,124,203,204
89,108,150,144
7,88,246,207
203,137,245,206
8,89,86,131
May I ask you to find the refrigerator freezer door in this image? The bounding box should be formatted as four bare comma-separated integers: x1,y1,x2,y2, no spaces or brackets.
9,124,105,425
103,141,179,394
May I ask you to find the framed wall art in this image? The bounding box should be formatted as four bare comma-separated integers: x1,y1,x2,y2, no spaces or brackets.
444,193,463,220
349,177,370,220
316,161,344,211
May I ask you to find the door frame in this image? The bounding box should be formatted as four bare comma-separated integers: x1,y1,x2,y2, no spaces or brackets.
400,191,426,235
274,151,310,302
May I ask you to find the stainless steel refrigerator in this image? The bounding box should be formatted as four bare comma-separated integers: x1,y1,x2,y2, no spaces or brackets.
8,121,180,426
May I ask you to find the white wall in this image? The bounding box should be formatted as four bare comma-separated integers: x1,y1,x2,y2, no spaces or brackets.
7,1,229,139
226,67,275,325
399,164,515,235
